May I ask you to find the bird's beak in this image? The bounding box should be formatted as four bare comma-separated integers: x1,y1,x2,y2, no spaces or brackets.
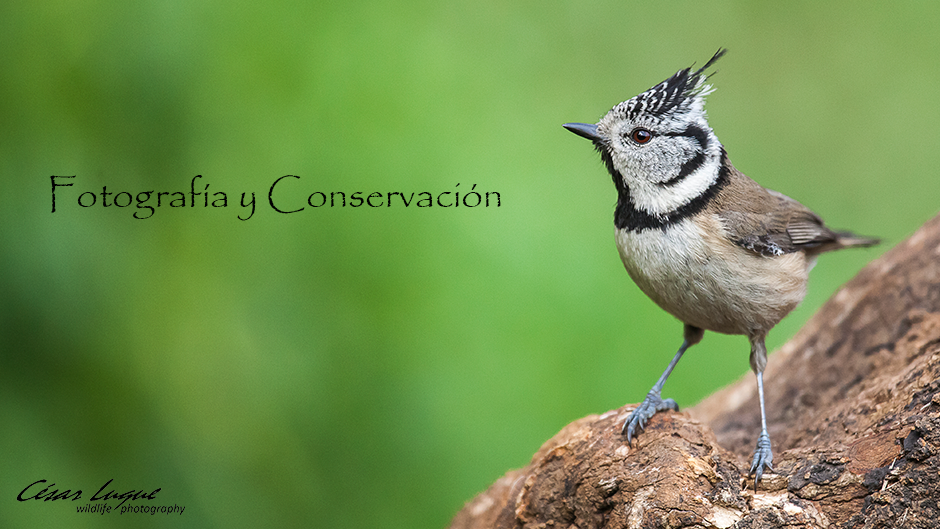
563,122,603,142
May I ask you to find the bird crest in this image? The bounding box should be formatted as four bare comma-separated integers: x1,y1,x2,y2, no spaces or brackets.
613,48,726,124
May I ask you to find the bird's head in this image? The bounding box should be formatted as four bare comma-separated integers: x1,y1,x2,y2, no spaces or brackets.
565,49,728,217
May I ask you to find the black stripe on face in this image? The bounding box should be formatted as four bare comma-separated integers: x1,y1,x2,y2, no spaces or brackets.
610,148,730,232
658,125,710,187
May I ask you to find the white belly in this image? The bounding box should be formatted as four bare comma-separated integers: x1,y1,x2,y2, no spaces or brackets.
615,217,809,337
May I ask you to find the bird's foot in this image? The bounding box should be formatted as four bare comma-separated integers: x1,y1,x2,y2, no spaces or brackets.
748,430,774,484
622,390,678,443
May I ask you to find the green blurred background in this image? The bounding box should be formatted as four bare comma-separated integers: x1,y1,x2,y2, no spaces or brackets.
1,1,937,527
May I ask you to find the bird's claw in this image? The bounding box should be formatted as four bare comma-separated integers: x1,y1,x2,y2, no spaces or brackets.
622,391,678,443
748,430,774,485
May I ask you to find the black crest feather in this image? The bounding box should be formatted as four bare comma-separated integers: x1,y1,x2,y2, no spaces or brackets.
620,48,727,121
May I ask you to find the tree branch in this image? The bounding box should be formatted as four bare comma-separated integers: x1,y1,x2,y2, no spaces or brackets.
451,213,940,529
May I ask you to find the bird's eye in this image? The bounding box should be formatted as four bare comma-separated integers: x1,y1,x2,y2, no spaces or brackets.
629,128,653,144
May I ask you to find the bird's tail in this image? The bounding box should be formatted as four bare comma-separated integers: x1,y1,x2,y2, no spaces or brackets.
834,231,880,249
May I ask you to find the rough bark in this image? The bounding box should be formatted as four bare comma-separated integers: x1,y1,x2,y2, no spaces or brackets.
450,213,940,529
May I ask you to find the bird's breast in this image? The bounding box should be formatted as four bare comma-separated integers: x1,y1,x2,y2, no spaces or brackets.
615,215,809,337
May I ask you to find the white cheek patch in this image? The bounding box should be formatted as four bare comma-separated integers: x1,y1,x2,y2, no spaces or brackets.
622,153,721,217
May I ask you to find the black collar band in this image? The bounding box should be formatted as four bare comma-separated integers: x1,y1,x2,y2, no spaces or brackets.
606,149,730,232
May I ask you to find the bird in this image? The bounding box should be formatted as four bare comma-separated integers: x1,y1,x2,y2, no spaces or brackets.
562,49,878,483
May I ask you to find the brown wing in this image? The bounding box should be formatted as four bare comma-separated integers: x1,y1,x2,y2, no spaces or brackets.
711,165,846,257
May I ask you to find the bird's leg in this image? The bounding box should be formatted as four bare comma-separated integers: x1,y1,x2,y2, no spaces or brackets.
748,336,773,484
623,325,702,442
749,371,773,481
